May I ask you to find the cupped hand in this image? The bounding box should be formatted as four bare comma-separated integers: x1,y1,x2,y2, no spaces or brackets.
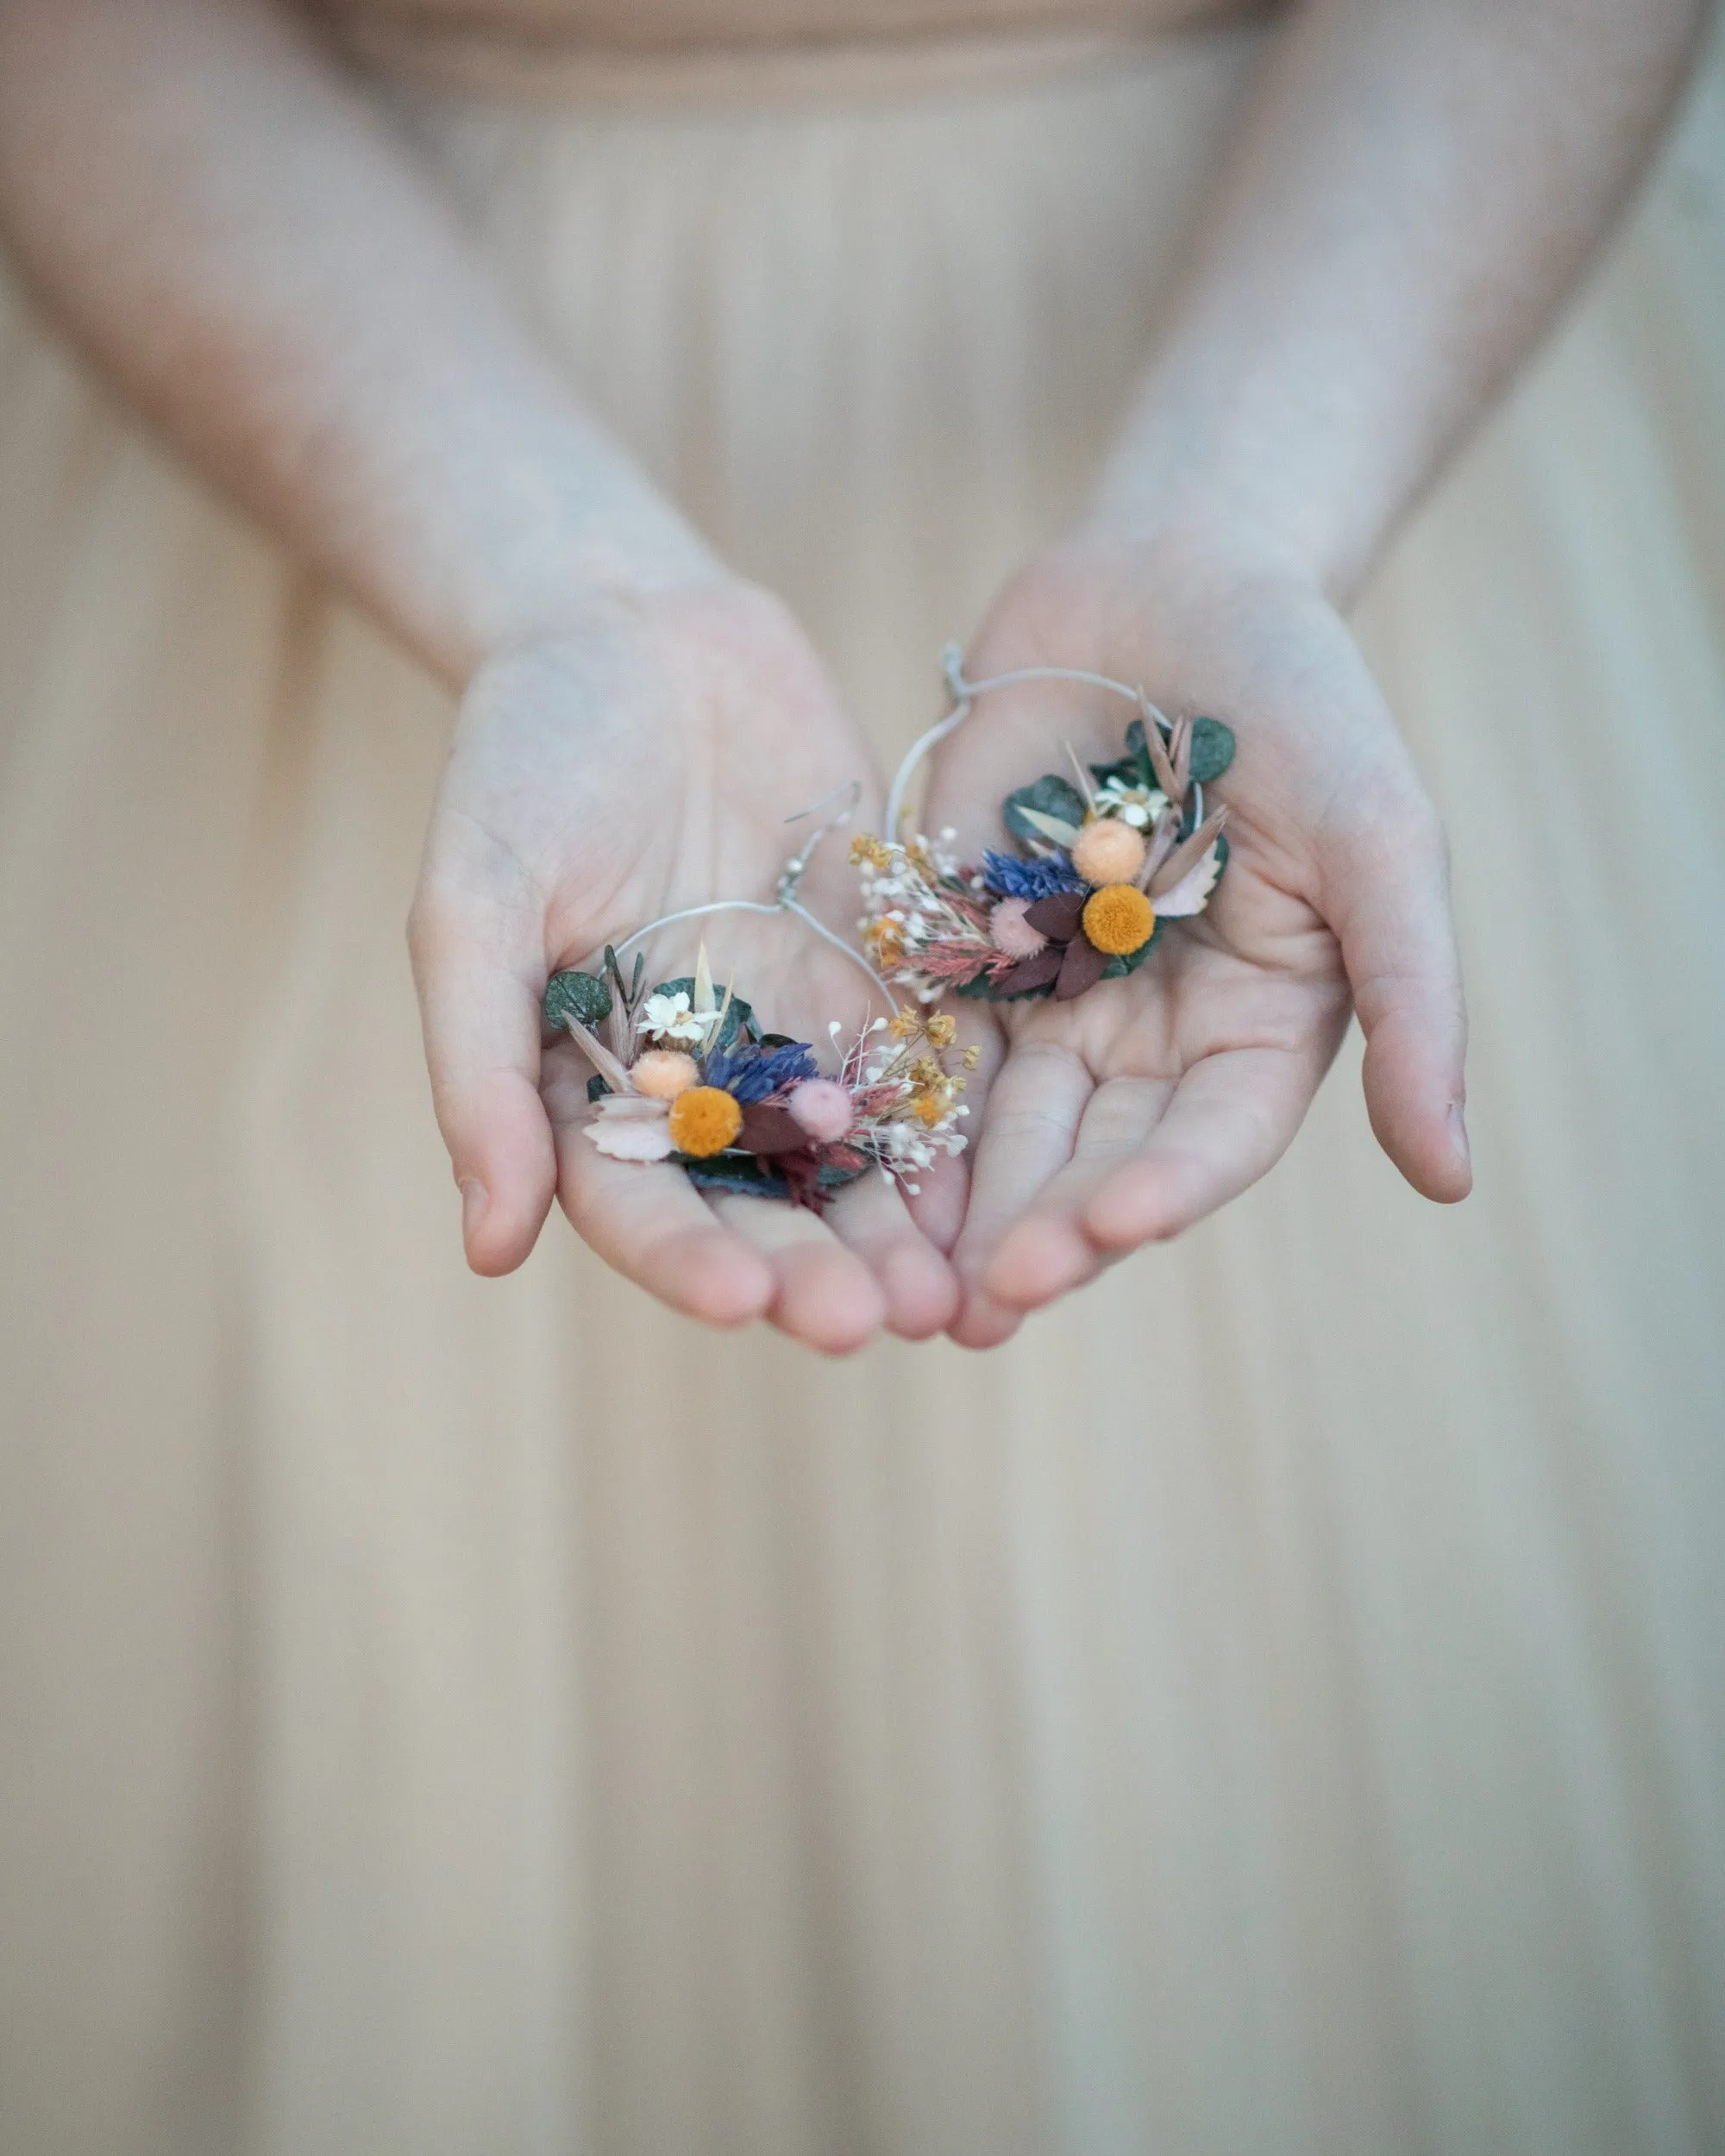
410,577,959,1351
923,531,1471,1348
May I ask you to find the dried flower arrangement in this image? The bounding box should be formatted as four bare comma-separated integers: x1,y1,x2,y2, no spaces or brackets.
856,657,1236,1005
544,937,975,1209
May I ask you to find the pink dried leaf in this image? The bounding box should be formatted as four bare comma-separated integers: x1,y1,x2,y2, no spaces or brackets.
1139,800,1183,887
1148,805,1230,899
1150,841,1224,917
916,940,998,982
563,1014,634,1094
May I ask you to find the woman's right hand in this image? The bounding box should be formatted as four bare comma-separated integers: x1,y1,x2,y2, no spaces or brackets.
410,577,962,1353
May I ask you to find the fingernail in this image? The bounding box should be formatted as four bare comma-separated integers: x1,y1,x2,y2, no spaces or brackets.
460,1177,490,1243
1447,1101,1471,1166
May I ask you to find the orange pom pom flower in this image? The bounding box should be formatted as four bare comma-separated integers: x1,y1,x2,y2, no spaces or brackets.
668,1085,743,1157
1081,883,1157,956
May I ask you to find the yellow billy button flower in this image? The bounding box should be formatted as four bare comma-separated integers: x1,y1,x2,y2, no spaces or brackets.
1082,883,1157,956
667,1085,743,1157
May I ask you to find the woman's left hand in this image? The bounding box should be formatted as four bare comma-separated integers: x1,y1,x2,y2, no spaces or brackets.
922,529,1472,1348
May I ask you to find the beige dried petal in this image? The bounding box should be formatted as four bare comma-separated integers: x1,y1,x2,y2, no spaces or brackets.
1014,805,1085,848
562,1014,634,1094
586,1117,676,1162
1170,711,1192,798
1140,695,1181,799
1138,800,1185,887
1149,805,1229,899
1151,842,1224,918
593,1092,674,1120
1063,740,1098,812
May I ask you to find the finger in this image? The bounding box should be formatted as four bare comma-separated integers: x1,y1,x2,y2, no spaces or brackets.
1080,1044,1326,1254
825,1169,960,1341
555,1125,776,1327
982,1074,1173,1308
409,887,557,1276
949,1039,1094,1349
1322,793,1471,1203
712,1194,888,1357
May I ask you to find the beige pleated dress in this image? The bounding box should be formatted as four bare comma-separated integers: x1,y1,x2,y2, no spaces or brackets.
3,6,1724,2153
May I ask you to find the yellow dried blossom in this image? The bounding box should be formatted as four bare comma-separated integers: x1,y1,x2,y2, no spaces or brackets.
962,1045,982,1070
850,834,893,870
924,1012,957,1048
890,1006,923,1042
865,920,906,968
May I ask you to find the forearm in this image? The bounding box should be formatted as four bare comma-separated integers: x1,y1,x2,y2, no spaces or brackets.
1095,0,1709,599
0,0,710,685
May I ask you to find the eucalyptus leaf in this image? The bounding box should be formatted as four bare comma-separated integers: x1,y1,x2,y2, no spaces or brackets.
543,968,613,1031
1100,918,1164,979
684,1156,788,1200
1091,715,1161,794
1126,715,1157,791
1003,773,1088,847
956,969,1054,1003
1188,716,1236,784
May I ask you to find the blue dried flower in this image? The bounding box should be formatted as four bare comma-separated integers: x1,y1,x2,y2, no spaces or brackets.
981,849,1086,900
703,1041,820,1102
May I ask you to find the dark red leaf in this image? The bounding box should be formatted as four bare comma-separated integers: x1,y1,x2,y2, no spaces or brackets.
1024,891,1086,941
1055,934,1107,1000
994,947,1065,994
738,1103,816,1156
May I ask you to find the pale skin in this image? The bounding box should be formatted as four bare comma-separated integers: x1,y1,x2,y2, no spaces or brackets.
0,0,1705,1351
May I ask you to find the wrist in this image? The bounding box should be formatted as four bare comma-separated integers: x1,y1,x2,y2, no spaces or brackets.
1044,510,1332,627
1084,367,1397,609
454,501,725,688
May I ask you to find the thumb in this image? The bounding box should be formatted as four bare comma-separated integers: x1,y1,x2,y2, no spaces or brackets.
1320,785,1472,1204
408,881,557,1275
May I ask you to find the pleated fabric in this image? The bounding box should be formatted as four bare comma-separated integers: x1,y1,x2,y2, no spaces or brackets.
2,21,1723,2156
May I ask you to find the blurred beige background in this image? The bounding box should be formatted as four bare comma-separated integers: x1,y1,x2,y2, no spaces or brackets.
3,13,1724,2154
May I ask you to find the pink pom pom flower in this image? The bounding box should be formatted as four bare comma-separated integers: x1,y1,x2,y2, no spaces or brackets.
787,1077,855,1144
989,896,1048,960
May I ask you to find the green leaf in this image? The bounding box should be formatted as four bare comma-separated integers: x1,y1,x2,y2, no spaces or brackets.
1188,716,1236,784
586,1073,612,1102
683,1156,788,1200
1100,918,1164,979
1091,715,1164,794
1002,773,1088,847
1126,715,1157,791
543,968,613,1031
649,977,756,1050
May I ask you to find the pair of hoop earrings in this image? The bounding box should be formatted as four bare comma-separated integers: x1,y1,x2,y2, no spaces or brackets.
543,649,1235,1209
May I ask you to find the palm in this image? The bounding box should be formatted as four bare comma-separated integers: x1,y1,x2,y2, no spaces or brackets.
411,581,958,1349
922,541,1470,1345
